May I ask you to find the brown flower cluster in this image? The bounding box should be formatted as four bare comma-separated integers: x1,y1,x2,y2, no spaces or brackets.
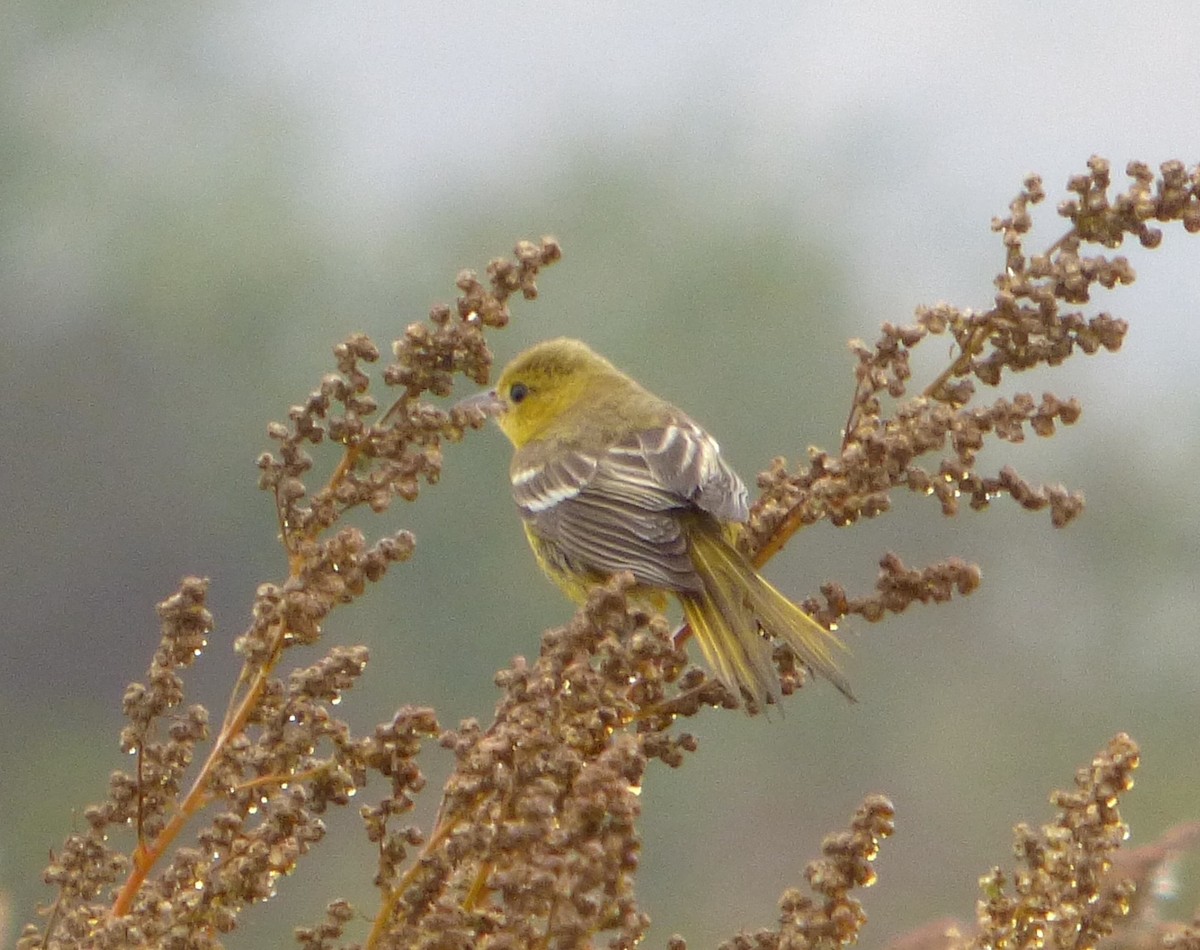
20,160,1200,948
702,794,896,950
888,735,1200,950
973,733,1142,950
347,574,701,949
20,239,564,948
746,158,1200,634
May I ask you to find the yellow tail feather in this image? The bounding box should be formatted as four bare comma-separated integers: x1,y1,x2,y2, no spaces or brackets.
681,521,854,707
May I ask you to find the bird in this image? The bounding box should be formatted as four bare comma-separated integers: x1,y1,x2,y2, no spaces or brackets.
470,337,852,708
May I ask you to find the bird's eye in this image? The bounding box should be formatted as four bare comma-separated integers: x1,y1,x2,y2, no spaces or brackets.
509,382,529,404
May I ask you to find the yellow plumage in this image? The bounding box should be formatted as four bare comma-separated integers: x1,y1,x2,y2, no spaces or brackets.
480,338,852,708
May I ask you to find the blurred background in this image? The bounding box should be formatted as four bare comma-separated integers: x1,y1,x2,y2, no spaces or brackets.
3,1,1199,946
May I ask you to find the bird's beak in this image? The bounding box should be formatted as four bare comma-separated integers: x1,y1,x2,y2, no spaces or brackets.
453,388,505,420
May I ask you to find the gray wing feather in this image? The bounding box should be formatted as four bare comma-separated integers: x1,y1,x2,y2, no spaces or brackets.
637,421,748,522
511,417,748,593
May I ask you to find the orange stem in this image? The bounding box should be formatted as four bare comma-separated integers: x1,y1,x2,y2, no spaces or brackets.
112,436,364,917
363,800,476,950
108,624,283,919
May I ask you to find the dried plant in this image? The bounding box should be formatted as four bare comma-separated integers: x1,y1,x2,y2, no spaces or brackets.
19,158,1200,948
887,737,1200,950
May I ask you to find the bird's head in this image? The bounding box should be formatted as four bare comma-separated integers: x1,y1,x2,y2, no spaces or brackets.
485,338,625,446
457,338,653,447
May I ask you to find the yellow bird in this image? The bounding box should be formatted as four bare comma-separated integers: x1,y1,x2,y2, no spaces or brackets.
474,338,852,707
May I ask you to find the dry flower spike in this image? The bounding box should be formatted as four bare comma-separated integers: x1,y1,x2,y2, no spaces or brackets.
886,735,1200,950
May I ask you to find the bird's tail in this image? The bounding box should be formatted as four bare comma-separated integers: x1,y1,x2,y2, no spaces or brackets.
680,520,854,707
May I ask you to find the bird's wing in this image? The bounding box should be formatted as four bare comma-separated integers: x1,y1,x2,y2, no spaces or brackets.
634,418,748,523
510,419,748,593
